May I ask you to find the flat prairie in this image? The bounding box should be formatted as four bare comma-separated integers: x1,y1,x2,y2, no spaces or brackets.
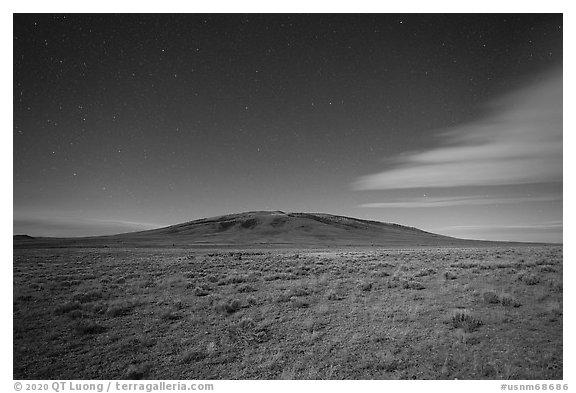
13,246,562,379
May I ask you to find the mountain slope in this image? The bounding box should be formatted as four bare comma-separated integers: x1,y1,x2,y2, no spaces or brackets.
13,210,528,248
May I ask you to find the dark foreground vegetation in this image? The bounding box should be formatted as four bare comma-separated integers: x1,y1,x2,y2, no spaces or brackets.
14,246,562,379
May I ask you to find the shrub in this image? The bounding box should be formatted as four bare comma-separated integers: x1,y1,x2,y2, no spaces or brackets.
218,275,249,285
414,268,437,277
539,265,556,273
124,363,150,380
181,349,207,363
160,310,182,321
84,300,108,315
546,302,563,322
402,280,425,290
519,273,540,285
68,309,83,319
236,317,256,330
106,300,138,317
54,301,81,315
547,279,562,293
237,284,257,293
386,279,400,288
451,309,483,332
72,290,103,303
193,286,210,296
499,293,521,307
275,293,292,303
326,289,344,300
288,287,309,297
214,299,242,314
482,290,500,304
206,275,219,283
290,297,309,308
74,320,106,335
359,281,373,291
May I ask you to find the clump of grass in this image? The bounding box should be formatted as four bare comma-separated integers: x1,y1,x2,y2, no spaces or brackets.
206,341,217,355
402,280,425,290
72,289,103,303
124,362,150,380
15,294,33,302
106,299,138,317
539,265,556,273
54,300,81,315
193,286,210,296
74,320,107,335
519,272,540,285
481,362,498,378
359,281,373,291
205,274,219,283
414,268,437,277
450,309,483,332
173,299,187,310
214,298,242,314
290,296,309,308
546,302,563,322
246,295,258,305
181,349,207,363
546,279,562,293
138,277,156,288
83,300,109,315
482,290,500,304
375,350,399,372
386,279,400,289
302,318,316,333
160,309,182,321
68,309,83,319
535,259,553,266
450,261,479,269
288,286,309,297
237,284,257,293
264,272,297,281
499,293,521,307
444,271,458,280
236,316,256,330
326,288,345,301
218,275,249,285
275,293,292,303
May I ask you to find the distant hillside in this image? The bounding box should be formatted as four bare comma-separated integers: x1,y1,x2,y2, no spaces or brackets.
13,211,541,248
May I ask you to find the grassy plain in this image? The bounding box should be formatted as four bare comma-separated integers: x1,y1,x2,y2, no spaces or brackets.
13,246,562,379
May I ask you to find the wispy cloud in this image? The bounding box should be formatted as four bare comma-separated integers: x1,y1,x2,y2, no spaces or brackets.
434,221,562,243
436,221,563,232
13,215,160,237
354,70,562,190
360,194,561,209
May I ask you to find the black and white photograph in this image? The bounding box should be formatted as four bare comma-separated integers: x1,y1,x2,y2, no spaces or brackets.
12,8,564,384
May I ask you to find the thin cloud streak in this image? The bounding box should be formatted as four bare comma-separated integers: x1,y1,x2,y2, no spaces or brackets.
436,221,563,231
354,70,562,190
360,194,561,209
434,221,562,243
13,216,160,237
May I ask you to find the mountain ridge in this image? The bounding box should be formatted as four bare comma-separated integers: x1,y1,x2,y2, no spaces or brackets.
13,210,550,248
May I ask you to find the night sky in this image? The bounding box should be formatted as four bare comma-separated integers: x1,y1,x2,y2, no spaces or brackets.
13,14,563,242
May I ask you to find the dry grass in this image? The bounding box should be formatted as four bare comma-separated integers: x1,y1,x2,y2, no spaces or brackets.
13,246,562,379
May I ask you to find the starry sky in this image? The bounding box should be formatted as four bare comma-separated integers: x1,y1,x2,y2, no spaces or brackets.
13,14,563,242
